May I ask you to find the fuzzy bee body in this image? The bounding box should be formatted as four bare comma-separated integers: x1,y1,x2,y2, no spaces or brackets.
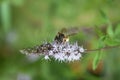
54,32,69,44
54,27,79,44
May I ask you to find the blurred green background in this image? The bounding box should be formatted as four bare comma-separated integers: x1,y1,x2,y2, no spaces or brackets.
0,0,120,80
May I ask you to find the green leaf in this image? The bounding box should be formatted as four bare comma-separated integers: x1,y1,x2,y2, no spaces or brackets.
93,51,101,70
105,37,120,46
99,9,114,38
107,24,114,38
92,36,105,70
105,24,120,45
99,35,106,48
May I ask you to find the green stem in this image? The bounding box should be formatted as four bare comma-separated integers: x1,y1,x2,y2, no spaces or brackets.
86,45,120,52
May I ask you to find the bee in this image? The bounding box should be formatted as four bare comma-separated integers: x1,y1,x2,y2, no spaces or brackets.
20,27,80,55
54,27,80,43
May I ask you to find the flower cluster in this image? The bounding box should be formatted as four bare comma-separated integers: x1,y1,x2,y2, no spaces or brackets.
20,41,85,62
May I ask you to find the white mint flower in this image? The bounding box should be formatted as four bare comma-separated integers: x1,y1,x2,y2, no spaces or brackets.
20,41,85,62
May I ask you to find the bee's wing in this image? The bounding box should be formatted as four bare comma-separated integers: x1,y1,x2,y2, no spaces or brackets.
61,27,81,36
54,27,81,43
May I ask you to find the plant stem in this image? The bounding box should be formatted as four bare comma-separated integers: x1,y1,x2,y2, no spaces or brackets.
86,45,120,52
